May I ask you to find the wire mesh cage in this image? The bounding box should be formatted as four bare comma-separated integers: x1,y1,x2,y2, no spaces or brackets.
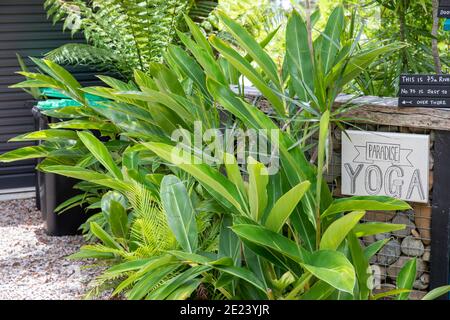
327,123,433,299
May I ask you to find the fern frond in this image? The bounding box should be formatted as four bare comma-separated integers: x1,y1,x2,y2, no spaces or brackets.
44,0,217,76
126,182,177,259
45,43,120,72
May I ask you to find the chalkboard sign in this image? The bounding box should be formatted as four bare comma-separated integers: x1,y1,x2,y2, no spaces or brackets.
398,74,450,108
439,0,450,18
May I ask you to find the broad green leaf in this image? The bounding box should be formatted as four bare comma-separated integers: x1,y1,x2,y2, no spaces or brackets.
265,181,311,232
0,146,49,162
219,214,241,265
49,119,117,132
113,255,174,296
217,11,280,88
248,157,269,221
373,289,412,300
127,265,179,300
299,280,335,300
43,59,81,91
322,196,411,218
67,245,116,260
168,250,212,265
353,222,405,238
223,153,247,203
10,129,78,142
286,10,314,101
326,43,401,89
320,6,344,74
347,231,370,299
396,258,416,300
232,224,307,263
177,31,227,85
108,201,128,239
166,280,202,300
364,239,390,260
166,45,209,98
302,250,356,294
90,222,121,250
209,35,285,115
320,211,365,250
215,265,267,294
144,142,247,215
184,14,213,56
149,63,185,97
77,131,123,180
422,285,450,300
39,165,110,181
161,175,198,253
105,258,155,276
147,265,210,300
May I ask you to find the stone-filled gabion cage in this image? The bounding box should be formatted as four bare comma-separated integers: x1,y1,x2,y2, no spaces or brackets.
242,88,450,300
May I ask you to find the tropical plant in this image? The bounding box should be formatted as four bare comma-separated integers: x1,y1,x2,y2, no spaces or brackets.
43,0,218,77
2,6,450,300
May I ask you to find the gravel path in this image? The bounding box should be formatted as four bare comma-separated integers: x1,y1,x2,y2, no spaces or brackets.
0,198,104,300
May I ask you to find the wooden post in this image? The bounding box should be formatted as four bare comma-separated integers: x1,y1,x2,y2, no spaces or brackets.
430,131,450,299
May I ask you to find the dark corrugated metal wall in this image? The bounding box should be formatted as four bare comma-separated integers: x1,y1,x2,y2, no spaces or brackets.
0,0,98,189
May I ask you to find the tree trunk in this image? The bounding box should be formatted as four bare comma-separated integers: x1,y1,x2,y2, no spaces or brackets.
432,0,442,74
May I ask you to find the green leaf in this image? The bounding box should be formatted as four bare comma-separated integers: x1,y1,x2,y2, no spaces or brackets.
166,45,209,98
147,265,210,300
127,265,179,300
39,165,130,192
108,201,128,239
353,222,405,238
77,131,123,180
320,211,365,250
161,175,198,253
0,146,49,162
219,215,241,265
232,224,307,263
322,196,411,218
10,129,78,142
144,142,247,215
215,265,267,294
302,250,356,294
223,153,247,203
396,258,416,300
49,119,116,132
217,11,280,88
184,14,213,57
347,231,370,299
422,285,450,300
286,10,314,101
373,289,412,300
209,35,285,115
299,280,335,300
364,239,390,260
265,181,311,232
248,157,269,222
166,279,202,300
319,5,344,74
90,222,121,250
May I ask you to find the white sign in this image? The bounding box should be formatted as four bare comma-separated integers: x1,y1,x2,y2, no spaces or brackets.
341,130,429,203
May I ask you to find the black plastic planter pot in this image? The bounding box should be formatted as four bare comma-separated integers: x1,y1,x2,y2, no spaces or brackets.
32,104,88,236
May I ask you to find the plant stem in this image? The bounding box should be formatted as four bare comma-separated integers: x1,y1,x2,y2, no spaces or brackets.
315,111,330,249
285,272,312,300
305,0,315,65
